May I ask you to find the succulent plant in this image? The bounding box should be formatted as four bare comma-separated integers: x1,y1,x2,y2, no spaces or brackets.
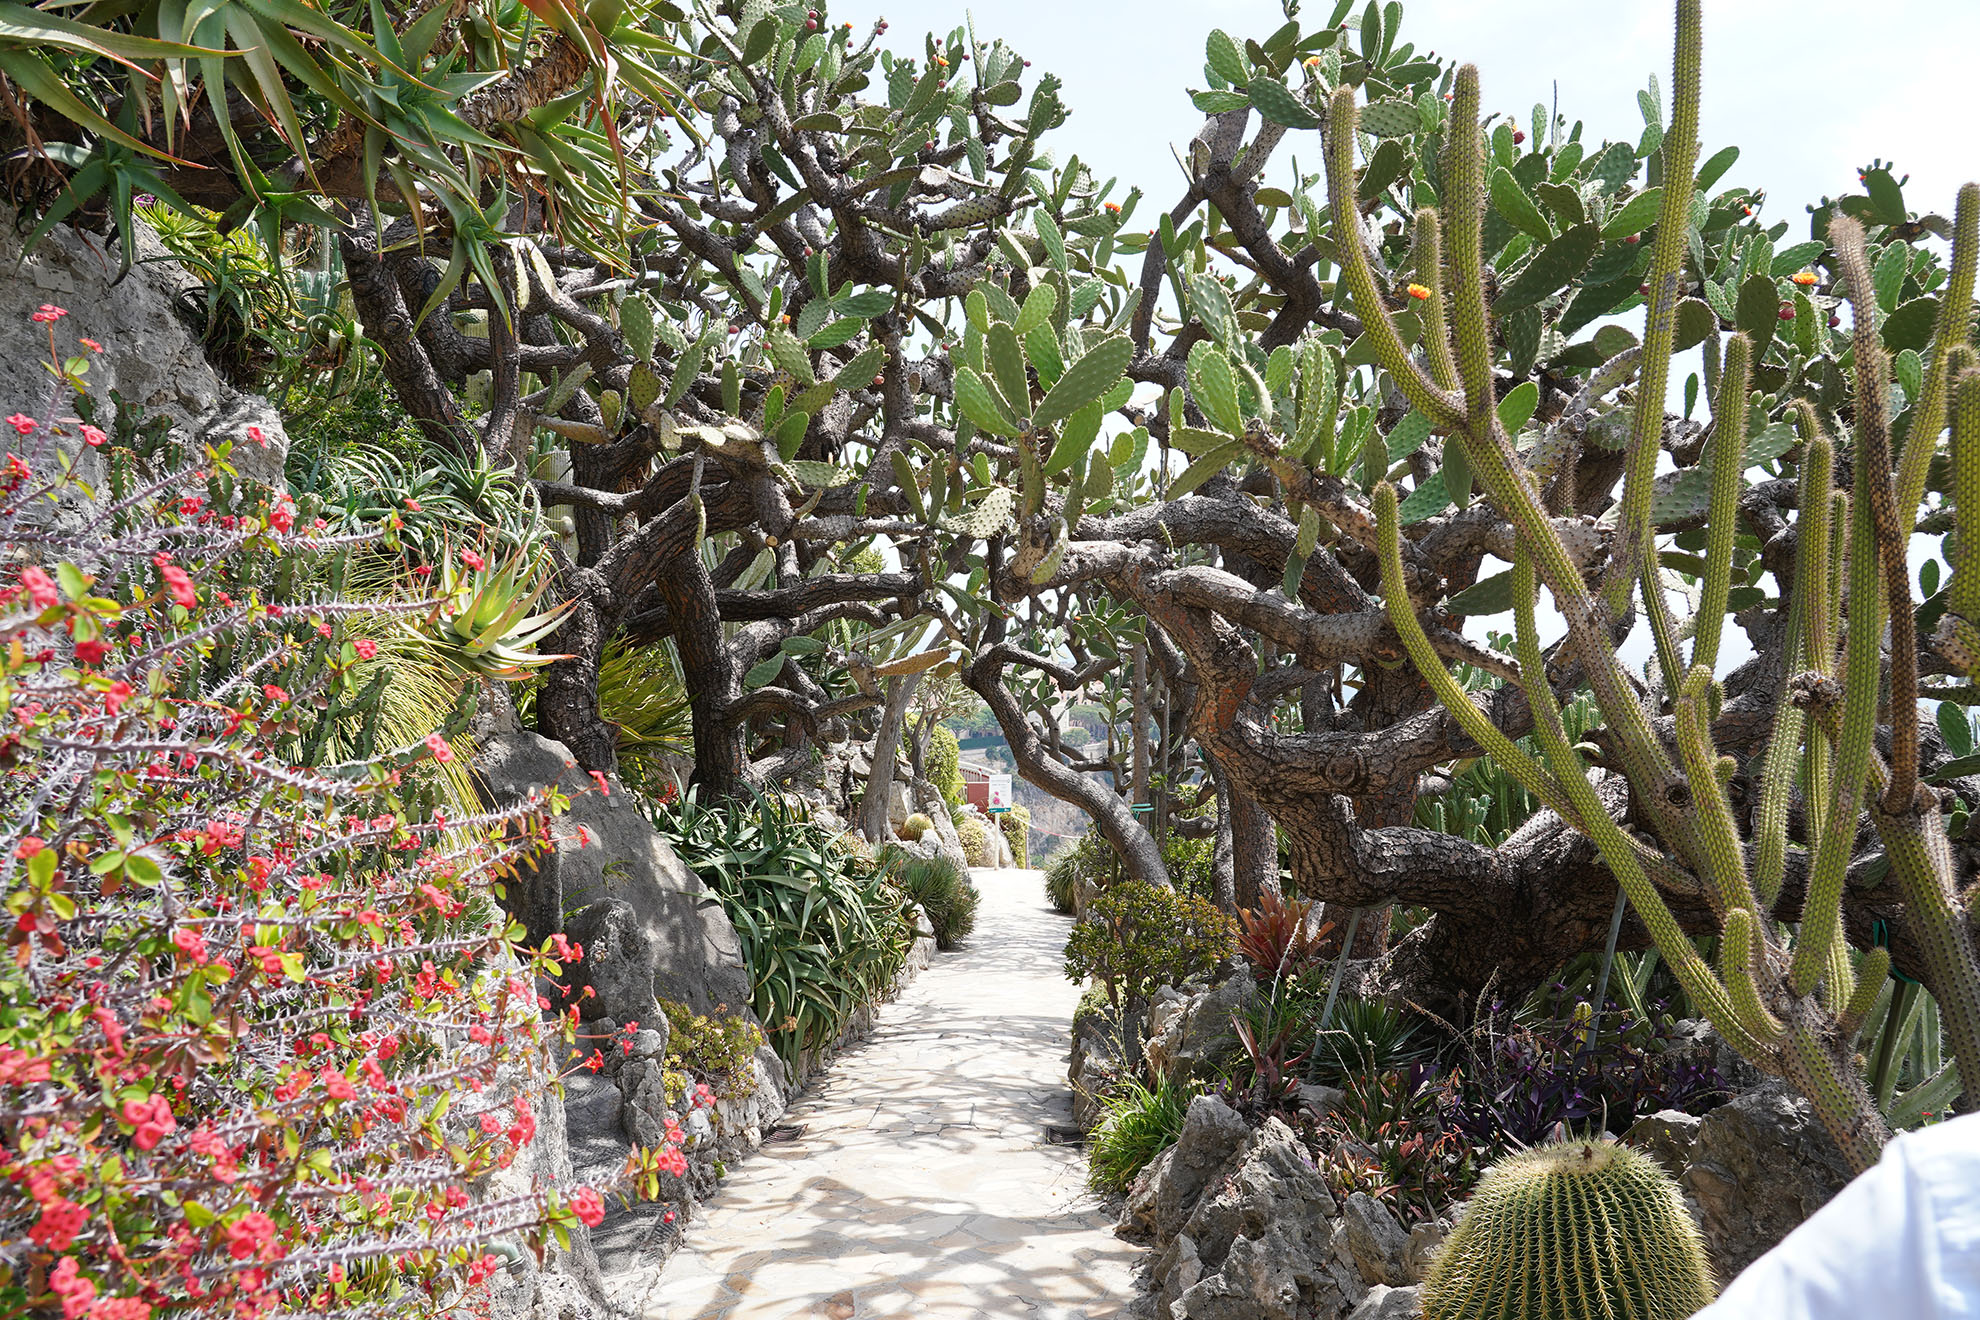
419,543,573,681
1421,1139,1715,1320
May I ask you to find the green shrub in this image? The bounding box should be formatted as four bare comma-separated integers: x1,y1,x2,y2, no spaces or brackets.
1064,880,1238,1011
1000,802,1031,867
1162,829,1216,899
899,812,934,841
956,814,992,866
650,791,909,1068
928,725,963,804
878,847,980,950
1088,1075,1197,1192
659,1000,766,1103
1045,857,1078,914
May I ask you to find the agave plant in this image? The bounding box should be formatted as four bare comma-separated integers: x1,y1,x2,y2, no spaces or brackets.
420,542,573,680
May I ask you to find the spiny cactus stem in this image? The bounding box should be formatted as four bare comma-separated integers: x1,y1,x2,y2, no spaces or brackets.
1508,544,1762,1054
1780,1010,1890,1174
1873,807,1980,1114
1604,0,1703,621
1412,207,1461,392
1795,406,1839,682
1692,333,1752,673
1675,667,1754,920
1442,65,1495,437
1946,374,1980,645
1839,946,1891,1043
1322,86,1463,433
1372,484,1567,812
1831,215,1921,812
1896,184,1979,523
1720,909,1785,1042
1789,490,1882,1000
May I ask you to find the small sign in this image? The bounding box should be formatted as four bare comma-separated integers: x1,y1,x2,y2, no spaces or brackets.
987,773,1013,813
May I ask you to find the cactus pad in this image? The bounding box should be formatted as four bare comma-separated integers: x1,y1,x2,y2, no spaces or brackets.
1422,1138,1715,1320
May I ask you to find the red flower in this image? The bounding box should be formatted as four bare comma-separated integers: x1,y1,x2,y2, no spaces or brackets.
78,337,102,353
568,1187,605,1227
80,424,107,448
31,304,67,323
459,548,485,571
14,836,44,860
73,637,109,665
160,564,197,609
262,684,289,705
224,1209,277,1260
6,413,35,436
20,565,57,609
425,732,454,764
104,680,134,715
354,639,378,660
246,425,267,447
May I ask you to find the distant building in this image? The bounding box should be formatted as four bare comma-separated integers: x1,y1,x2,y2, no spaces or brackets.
958,758,993,810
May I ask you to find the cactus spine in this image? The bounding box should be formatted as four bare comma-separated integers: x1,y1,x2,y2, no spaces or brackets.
1421,1139,1715,1320
1357,0,1980,1172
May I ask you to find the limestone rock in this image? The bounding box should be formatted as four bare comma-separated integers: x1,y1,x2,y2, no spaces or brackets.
1339,1192,1412,1287
1682,1081,1851,1278
1154,1095,1253,1241
564,899,661,1027
1145,970,1257,1084
1624,1107,1704,1181
1346,1284,1423,1319
0,204,287,488
1404,1222,1445,1284
476,731,754,1020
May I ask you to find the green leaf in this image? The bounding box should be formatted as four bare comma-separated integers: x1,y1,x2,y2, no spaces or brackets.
1248,77,1320,129
1496,381,1540,432
1170,438,1242,498
743,653,787,690
765,326,816,385
1205,29,1249,86
954,367,1021,437
1734,272,1783,356
1490,166,1552,241
987,322,1031,421
1493,222,1600,310
1358,100,1423,139
1034,334,1133,431
1884,298,1940,354
1190,272,1239,348
1397,472,1452,524
1015,282,1058,335
1600,187,1664,240
1939,702,1975,759
1447,569,1515,615
1696,145,1739,192
1187,341,1242,433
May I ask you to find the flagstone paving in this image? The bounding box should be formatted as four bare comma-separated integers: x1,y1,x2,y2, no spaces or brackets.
614,867,1136,1319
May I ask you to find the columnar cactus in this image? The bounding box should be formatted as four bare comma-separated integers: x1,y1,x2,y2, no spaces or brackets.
1353,0,1980,1172
1421,1139,1715,1320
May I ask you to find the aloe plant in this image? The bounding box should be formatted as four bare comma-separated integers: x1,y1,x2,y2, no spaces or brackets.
1351,0,1980,1170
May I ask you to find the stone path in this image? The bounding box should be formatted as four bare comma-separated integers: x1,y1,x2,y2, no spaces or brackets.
613,867,1137,1319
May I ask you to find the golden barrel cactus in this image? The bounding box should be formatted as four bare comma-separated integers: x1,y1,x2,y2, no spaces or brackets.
1422,1138,1714,1320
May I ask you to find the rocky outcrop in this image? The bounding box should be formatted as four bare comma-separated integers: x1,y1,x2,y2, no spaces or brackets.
1144,969,1257,1084
0,204,288,487
1125,1096,1387,1320
1681,1081,1852,1280
477,730,757,1024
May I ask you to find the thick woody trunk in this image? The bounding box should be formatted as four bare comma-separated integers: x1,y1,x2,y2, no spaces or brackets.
859,673,922,844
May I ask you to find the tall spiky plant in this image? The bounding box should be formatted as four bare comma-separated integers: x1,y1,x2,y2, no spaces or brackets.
1343,0,1980,1171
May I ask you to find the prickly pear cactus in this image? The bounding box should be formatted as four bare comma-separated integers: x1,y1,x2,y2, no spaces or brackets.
1422,1139,1715,1320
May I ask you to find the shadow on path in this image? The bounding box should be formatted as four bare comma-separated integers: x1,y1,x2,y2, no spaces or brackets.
615,868,1136,1320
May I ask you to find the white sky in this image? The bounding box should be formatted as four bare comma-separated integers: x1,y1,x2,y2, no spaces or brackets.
882,0,1979,230
873,0,1976,682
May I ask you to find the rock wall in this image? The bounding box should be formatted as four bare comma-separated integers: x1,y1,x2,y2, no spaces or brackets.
0,205,288,487
1120,1095,1433,1320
